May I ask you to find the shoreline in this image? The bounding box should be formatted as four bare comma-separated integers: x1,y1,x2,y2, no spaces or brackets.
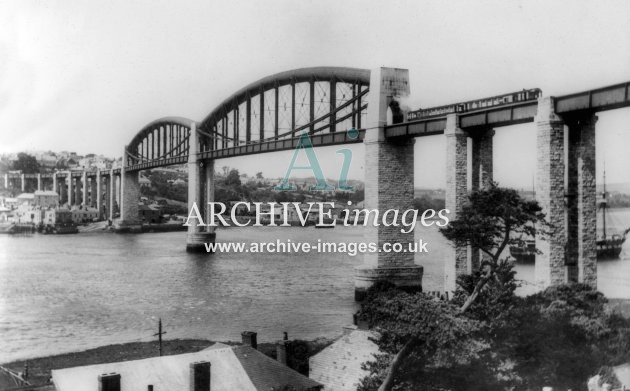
0,337,335,388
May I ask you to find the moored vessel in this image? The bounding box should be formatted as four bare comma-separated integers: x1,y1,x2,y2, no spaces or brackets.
597,170,629,259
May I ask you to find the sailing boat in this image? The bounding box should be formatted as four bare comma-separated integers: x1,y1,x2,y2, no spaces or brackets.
509,178,537,262
597,169,630,259
509,172,629,262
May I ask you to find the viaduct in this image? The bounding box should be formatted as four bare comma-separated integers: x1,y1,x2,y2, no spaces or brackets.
5,67,630,298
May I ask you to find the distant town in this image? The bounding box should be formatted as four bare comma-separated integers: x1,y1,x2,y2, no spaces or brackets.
2,150,630,235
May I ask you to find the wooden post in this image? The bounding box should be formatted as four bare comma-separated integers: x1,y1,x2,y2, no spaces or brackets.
153,318,166,356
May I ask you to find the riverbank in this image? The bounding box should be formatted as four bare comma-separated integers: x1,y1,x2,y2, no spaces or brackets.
0,337,334,389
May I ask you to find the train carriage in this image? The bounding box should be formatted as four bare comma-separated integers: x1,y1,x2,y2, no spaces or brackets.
407,88,542,121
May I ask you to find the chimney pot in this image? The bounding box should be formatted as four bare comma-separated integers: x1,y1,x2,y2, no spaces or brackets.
343,325,358,336
241,331,257,349
276,340,288,365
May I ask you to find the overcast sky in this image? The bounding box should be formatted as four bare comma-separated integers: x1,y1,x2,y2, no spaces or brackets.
0,0,629,188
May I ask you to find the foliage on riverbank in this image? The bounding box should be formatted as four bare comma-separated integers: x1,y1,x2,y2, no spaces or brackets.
357,275,630,390
358,183,630,391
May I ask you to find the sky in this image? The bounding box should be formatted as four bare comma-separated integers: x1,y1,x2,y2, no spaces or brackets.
0,0,629,188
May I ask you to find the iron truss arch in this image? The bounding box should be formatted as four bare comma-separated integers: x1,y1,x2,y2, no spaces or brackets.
197,66,370,154
125,116,198,171
124,67,371,170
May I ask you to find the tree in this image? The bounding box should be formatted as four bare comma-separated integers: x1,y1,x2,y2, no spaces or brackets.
256,171,263,179
55,158,68,170
440,182,548,266
360,183,550,391
441,183,550,311
357,283,498,391
12,153,40,174
225,169,241,187
496,284,630,390
359,276,630,391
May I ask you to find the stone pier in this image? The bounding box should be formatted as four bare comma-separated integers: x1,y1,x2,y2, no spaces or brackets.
59,174,67,205
534,97,597,289
52,173,58,195
535,97,569,287
108,169,115,221
469,128,495,271
354,67,423,301
82,171,88,207
66,171,74,206
186,122,216,252
95,171,102,218
73,175,80,206
572,114,597,287
444,114,469,293
37,174,42,191
565,112,598,287
115,149,142,232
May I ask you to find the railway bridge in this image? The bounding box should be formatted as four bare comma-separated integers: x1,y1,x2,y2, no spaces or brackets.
6,66,630,298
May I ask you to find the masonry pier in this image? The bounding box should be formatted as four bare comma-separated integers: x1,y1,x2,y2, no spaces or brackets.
186,122,216,252
115,148,142,232
354,67,423,301
1,67,620,295
535,97,597,288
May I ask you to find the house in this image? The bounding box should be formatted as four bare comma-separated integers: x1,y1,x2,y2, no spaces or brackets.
52,333,323,391
0,206,13,222
588,363,630,391
167,178,186,186
44,208,73,226
15,204,44,225
309,326,380,391
139,204,161,223
139,175,151,188
16,193,35,206
34,190,59,208
70,207,99,223
4,197,19,208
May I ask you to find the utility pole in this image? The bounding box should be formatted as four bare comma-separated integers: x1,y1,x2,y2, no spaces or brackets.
153,318,167,356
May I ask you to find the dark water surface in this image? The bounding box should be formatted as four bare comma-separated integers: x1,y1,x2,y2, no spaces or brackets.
1,209,629,362
0,227,365,362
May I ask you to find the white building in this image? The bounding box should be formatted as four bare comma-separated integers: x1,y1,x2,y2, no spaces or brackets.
309,326,380,391
52,342,322,391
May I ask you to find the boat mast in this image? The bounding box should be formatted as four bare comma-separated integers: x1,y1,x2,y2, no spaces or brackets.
602,165,607,240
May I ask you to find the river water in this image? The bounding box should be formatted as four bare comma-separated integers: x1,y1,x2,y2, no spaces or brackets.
1,209,629,363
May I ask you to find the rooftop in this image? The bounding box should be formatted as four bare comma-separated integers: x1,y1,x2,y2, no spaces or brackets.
52,343,322,391
34,190,59,196
17,193,35,199
309,327,380,391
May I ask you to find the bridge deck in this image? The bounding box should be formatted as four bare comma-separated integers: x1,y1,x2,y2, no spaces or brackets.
6,81,628,177
385,81,630,138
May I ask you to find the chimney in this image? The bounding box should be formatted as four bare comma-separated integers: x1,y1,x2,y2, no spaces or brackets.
353,313,369,330
343,325,358,336
276,340,288,365
189,361,211,391
241,331,257,349
98,373,121,391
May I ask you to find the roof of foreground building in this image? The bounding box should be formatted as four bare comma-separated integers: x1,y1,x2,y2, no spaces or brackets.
52,343,322,391
309,326,380,391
